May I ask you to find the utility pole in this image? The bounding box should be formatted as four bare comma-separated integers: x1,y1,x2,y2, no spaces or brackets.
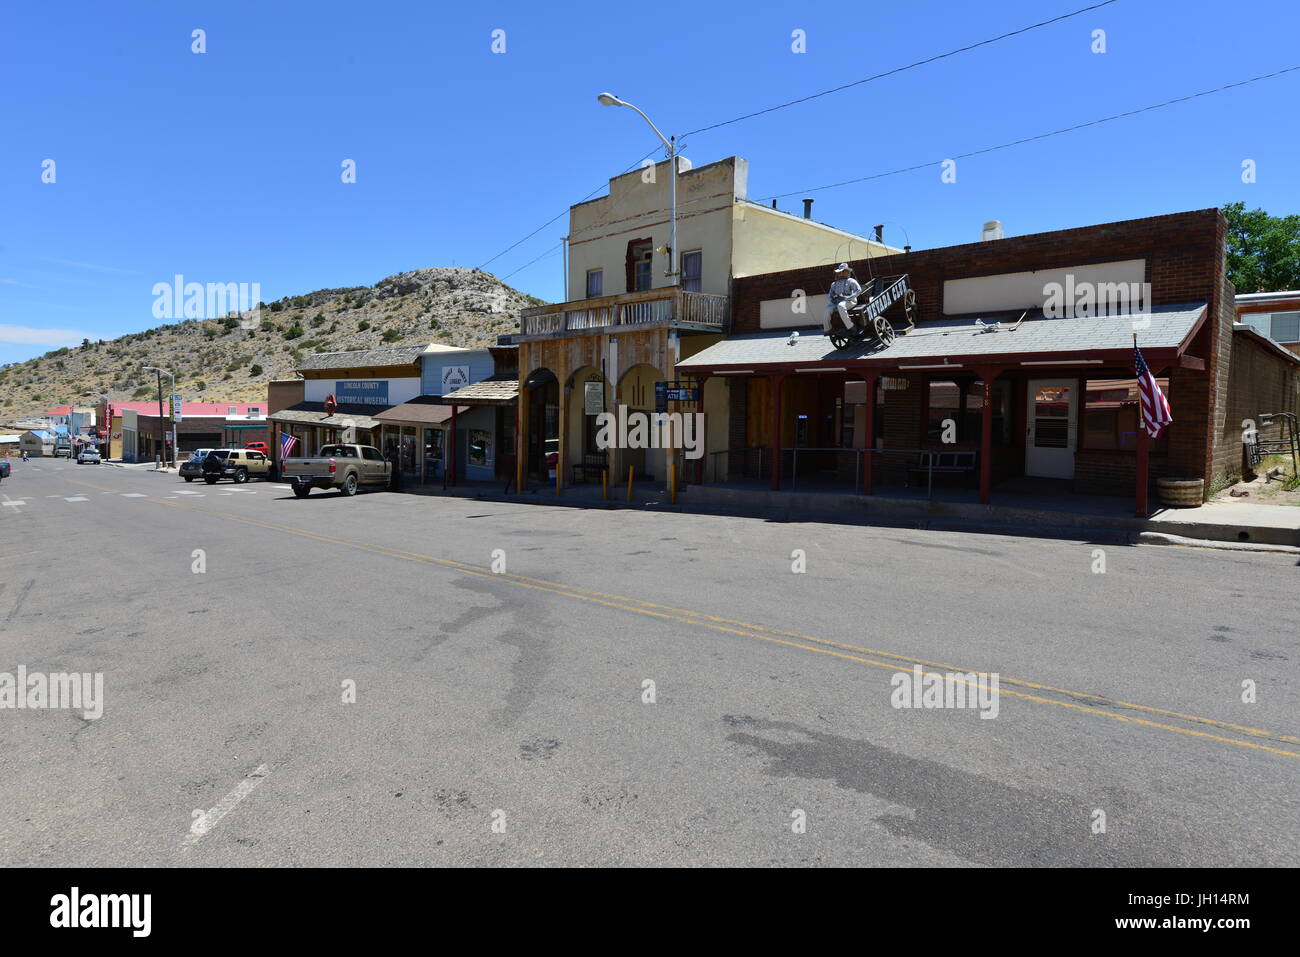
153,368,164,468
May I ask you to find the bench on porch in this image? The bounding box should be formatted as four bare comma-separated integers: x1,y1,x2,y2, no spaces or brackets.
906,450,977,488
570,452,608,484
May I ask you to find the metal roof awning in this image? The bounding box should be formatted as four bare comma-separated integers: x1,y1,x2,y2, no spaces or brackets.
267,401,387,430
677,303,1209,374
434,375,520,406
372,400,469,425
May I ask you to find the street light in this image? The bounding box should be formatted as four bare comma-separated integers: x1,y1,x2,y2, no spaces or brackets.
142,365,176,469
597,92,678,283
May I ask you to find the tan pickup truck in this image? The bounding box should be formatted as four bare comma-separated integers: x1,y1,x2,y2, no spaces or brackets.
281,444,392,497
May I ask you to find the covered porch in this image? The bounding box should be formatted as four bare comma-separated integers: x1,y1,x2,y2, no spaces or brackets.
677,304,1210,516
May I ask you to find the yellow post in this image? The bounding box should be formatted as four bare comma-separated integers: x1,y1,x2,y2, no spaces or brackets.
602,468,608,501
626,465,634,502
669,461,676,505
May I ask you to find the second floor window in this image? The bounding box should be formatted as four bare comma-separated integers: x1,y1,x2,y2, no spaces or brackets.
630,240,653,292
586,269,603,298
681,250,702,292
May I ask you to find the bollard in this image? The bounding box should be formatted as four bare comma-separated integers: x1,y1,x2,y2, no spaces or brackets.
626,465,634,502
602,469,608,501
669,462,676,505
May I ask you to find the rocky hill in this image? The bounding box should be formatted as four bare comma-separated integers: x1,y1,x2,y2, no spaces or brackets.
0,267,542,421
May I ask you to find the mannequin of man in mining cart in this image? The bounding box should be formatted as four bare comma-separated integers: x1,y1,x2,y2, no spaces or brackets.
823,263,863,335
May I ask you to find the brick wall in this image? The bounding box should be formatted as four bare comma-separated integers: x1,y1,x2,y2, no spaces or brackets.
1219,330,1300,480
732,208,1225,333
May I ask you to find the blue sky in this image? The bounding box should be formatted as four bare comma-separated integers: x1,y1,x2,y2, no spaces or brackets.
1,0,1297,365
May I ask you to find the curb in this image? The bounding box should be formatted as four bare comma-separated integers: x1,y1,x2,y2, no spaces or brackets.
1134,531,1300,555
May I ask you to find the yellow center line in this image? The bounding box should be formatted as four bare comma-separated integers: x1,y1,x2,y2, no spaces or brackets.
143,496,1300,760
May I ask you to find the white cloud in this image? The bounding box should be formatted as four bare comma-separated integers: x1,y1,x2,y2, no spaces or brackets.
0,324,89,346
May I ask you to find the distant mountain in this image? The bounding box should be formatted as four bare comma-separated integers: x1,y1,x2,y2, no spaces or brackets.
0,267,543,420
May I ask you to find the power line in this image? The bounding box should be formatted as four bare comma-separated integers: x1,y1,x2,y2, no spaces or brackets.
481,1,1119,277
476,147,660,272
681,0,1120,139
501,241,563,282
760,64,1300,202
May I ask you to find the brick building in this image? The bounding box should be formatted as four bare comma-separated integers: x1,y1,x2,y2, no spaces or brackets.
675,208,1300,512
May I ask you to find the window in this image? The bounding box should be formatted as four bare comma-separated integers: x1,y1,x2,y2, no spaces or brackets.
926,379,1009,443
630,241,653,292
1272,311,1300,343
585,269,603,299
362,447,383,461
1083,378,1169,452
681,251,702,292
424,428,444,461
468,429,492,467
227,406,237,415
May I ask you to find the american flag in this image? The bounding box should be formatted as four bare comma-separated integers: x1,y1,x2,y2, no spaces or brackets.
280,432,299,460
1135,344,1172,438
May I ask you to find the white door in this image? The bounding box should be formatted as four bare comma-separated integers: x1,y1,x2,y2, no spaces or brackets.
1025,379,1077,479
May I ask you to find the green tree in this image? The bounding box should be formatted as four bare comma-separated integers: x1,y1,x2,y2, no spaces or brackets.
1224,202,1300,293
250,364,263,376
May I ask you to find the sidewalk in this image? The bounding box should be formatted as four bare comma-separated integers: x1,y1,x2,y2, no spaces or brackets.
400,475,1300,552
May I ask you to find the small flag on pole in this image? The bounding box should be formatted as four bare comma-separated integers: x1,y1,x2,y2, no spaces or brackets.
280,432,299,460
1134,341,1172,438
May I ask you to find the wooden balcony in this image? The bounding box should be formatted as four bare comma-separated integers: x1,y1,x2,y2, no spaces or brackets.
518,286,729,339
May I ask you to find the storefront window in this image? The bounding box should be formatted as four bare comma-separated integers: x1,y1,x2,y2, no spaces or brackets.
927,378,1010,444
469,429,491,467
1084,379,1169,452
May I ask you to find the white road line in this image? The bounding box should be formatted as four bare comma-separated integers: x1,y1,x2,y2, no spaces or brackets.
64,496,89,502
1,495,27,510
184,764,271,847
174,490,202,495
122,493,147,498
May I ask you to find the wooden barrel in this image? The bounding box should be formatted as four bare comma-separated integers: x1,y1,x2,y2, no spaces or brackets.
1156,477,1204,507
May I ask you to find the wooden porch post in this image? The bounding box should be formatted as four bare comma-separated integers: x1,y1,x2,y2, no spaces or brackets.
449,405,458,487
975,367,1003,505
694,374,709,485
770,373,786,491
860,371,879,495
516,378,529,493
1135,423,1150,516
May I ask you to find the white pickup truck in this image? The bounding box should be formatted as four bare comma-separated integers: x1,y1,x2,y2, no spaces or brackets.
281,444,392,497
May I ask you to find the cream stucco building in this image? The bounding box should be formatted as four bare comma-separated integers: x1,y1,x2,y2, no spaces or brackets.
514,155,899,491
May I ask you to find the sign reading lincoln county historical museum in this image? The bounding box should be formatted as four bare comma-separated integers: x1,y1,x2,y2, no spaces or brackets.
335,380,389,406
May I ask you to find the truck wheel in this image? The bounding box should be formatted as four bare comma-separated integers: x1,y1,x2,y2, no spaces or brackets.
340,473,358,496
234,468,248,484
204,476,218,485
184,476,194,482
293,484,311,498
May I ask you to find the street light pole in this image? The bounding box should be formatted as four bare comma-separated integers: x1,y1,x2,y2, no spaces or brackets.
597,93,678,283
143,365,176,468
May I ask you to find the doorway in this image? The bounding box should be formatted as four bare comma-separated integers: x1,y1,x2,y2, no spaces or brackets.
1025,379,1077,479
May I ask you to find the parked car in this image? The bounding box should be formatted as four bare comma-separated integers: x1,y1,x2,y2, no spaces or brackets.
178,449,215,482
281,444,392,497
53,446,70,458
76,447,102,464
0,460,9,482
244,441,269,456
201,448,271,484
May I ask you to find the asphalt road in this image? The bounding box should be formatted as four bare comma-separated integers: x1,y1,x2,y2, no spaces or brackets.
0,459,1296,867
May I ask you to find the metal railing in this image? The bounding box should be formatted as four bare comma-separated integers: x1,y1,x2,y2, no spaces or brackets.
707,445,979,498
520,287,729,336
